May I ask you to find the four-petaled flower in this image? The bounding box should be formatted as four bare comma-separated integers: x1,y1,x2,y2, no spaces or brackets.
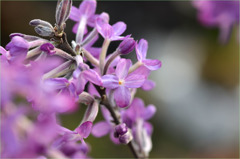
102,59,145,107
136,39,162,71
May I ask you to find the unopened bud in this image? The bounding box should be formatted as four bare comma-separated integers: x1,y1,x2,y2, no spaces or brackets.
78,92,94,105
118,35,135,55
10,33,40,41
119,130,133,144
82,99,99,122
40,43,56,55
55,0,72,31
115,123,128,136
35,25,54,37
29,19,54,29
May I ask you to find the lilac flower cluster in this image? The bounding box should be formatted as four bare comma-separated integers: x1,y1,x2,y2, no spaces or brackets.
1,0,161,158
193,0,239,43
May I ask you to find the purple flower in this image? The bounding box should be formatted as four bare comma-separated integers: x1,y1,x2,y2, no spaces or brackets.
1,106,60,158
43,78,77,97
121,98,156,156
54,99,99,148
102,59,145,107
136,39,161,71
5,36,30,61
193,0,239,43
96,16,126,41
122,98,156,132
91,106,120,144
69,0,97,43
73,63,102,95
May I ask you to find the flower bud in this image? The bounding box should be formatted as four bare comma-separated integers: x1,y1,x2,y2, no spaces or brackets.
119,130,133,144
40,43,56,55
55,0,72,31
78,92,94,105
82,99,99,122
34,25,54,37
10,33,40,41
118,35,135,55
29,19,53,29
115,123,128,136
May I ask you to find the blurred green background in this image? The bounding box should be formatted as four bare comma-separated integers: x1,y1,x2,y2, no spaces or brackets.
1,1,239,158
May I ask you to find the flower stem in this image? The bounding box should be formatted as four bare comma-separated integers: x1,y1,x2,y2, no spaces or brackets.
56,32,76,56
94,84,140,159
128,61,143,74
103,50,119,75
102,100,139,158
82,48,99,67
26,46,41,59
54,47,75,60
42,60,73,79
99,39,110,75
81,28,98,46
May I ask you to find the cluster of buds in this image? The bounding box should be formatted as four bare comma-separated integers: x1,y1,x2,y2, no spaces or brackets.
1,0,161,158
115,123,133,144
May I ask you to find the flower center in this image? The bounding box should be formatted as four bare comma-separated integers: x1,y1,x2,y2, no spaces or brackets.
118,80,124,85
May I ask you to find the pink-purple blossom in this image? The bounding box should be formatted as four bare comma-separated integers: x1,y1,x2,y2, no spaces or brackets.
193,0,239,43
1,0,161,158
102,59,146,107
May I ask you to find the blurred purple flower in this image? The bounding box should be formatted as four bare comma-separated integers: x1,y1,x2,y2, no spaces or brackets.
141,79,156,91
193,0,239,43
5,36,30,62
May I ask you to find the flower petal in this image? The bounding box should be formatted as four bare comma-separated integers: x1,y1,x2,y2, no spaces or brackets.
88,83,100,97
91,121,111,137
96,18,113,39
143,104,156,120
112,21,126,36
76,121,93,139
82,69,102,86
127,98,145,121
72,23,79,34
110,130,121,144
136,39,148,61
43,78,69,91
79,0,96,18
125,74,145,88
114,86,131,108
100,105,113,123
144,122,153,136
69,6,81,21
116,59,132,80
74,74,87,95
102,75,119,89
130,65,151,79
141,80,156,91
0,46,7,55
142,59,162,71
